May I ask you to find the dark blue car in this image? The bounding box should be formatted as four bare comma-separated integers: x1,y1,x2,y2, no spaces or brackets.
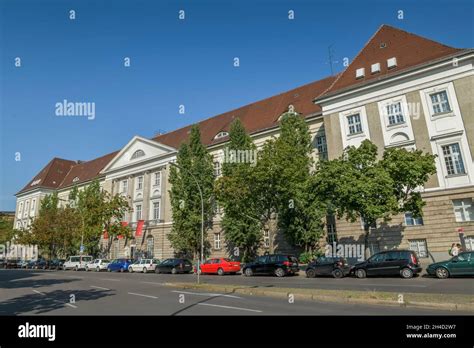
107,258,133,272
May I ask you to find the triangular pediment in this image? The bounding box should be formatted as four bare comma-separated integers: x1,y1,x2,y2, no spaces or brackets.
101,136,177,173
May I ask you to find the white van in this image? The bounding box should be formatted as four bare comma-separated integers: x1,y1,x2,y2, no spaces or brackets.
62,255,93,271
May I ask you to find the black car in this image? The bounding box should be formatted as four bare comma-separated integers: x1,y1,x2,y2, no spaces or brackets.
49,259,65,270
155,258,193,274
35,259,50,270
305,256,351,278
242,254,299,277
352,250,422,279
25,260,38,269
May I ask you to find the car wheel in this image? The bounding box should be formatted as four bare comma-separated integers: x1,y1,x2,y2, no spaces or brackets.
275,268,285,277
400,268,413,279
435,267,449,279
120,267,125,273
217,268,225,276
107,268,111,272
355,269,366,279
96,267,100,272
143,267,147,273
306,269,316,278
128,266,133,273
171,267,177,274
155,268,160,274
244,268,253,277
74,266,78,271
332,269,344,279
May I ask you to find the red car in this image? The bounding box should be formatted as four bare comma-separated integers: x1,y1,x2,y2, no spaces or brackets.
200,258,241,275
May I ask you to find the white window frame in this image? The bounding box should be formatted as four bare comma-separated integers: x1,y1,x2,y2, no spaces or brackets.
452,198,474,222
315,133,328,160
23,201,30,218
441,143,466,176
465,236,474,251
214,233,221,250
339,106,370,149
121,180,128,194
151,200,161,221
18,202,23,219
213,161,222,177
409,239,428,258
30,199,36,216
135,204,142,222
136,176,143,191
429,90,452,116
422,84,456,120
16,221,21,229
346,113,363,135
404,212,423,226
153,172,162,188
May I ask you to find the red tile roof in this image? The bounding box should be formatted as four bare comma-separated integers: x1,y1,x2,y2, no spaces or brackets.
153,75,337,148
17,158,77,195
319,25,464,99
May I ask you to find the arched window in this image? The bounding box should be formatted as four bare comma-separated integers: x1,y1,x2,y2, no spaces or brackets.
214,131,229,140
131,149,145,160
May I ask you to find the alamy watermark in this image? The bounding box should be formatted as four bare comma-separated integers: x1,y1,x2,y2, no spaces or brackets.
55,99,95,120
223,147,257,167
325,242,365,261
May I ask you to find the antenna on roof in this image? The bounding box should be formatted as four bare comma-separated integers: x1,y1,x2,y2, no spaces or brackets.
327,45,339,76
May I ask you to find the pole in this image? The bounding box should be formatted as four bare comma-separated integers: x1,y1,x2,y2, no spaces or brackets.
170,162,204,284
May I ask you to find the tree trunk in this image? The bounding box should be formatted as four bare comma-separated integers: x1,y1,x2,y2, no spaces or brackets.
363,223,371,260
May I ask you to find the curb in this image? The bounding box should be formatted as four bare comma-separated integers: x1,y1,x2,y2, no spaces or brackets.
163,282,474,312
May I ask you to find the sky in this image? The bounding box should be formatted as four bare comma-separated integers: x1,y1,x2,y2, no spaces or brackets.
0,0,473,211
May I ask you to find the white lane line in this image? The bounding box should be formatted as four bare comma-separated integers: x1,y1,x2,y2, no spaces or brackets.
128,292,158,299
65,303,78,308
197,303,262,313
141,281,165,286
171,290,242,299
32,290,46,295
90,285,110,291
101,278,120,282
32,290,77,309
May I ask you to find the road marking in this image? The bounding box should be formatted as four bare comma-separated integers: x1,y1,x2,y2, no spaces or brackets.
128,292,158,299
32,289,77,309
90,285,110,291
197,303,262,313
171,290,242,299
32,290,46,295
141,281,166,286
101,278,120,282
65,303,78,308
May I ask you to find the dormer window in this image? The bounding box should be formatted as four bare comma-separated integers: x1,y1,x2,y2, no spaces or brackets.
131,149,145,160
355,68,365,79
72,177,80,183
30,179,41,186
387,57,397,69
214,131,229,140
371,63,380,74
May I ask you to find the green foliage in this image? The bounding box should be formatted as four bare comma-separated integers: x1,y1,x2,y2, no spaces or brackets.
215,118,261,262
314,139,436,256
168,125,215,259
298,249,324,264
0,214,15,245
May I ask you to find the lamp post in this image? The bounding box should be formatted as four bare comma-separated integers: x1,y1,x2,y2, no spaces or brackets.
169,162,204,284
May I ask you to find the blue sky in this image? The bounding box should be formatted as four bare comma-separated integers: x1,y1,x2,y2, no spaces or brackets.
1,0,473,210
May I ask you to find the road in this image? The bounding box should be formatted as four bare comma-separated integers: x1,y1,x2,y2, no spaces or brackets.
0,269,472,315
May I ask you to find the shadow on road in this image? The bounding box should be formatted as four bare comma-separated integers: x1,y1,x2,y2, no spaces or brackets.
0,270,78,290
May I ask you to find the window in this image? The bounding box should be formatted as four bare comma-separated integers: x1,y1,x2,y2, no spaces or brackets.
24,201,30,218
72,176,80,183
214,131,229,140
409,239,428,258
465,236,474,251
326,215,337,243
18,202,23,218
136,176,143,190
152,201,160,220
404,212,423,226
347,114,363,135
263,230,270,248
31,199,36,214
153,172,161,187
146,237,154,258
213,161,222,177
214,233,221,250
369,243,380,256
121,180,128,194
135,204,142,221
452,198,474,222
430,91,451,115
131,149,145,160
386,102,405,125
16,221,21,229
315,134,328,160
369,252,386,263
442,143,465,176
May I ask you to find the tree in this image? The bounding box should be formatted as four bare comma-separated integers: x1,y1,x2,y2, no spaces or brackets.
272,113,326,252
0,213,15,246
215,118,262,262
313,139,436,257
69,181,131,257
168,125,215,260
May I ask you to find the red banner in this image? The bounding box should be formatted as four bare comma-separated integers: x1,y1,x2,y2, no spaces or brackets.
121,221,129,227
136,220,144,237
103,230,108,240
117,235,123,240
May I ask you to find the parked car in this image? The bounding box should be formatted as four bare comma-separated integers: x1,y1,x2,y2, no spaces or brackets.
34,259,50,270
128,259,160,273
49,259,65,270
305,256,351,278
200,258,241,275
85,259,110,272
19,260,32,268
62,255,93,271
4,258,21,269
25,260,38,269
427,251,474,279
154,258,193,274
352,250,422,279
107,258,133,272
242,254,299,277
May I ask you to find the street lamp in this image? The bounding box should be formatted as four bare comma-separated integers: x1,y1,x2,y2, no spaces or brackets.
169,162,204,284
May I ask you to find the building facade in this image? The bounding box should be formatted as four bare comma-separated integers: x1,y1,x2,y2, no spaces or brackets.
13,25,473,262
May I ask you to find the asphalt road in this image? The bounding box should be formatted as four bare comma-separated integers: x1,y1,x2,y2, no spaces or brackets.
0,269,472,315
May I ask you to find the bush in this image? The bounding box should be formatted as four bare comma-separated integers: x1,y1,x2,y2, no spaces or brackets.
298,250,324,264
